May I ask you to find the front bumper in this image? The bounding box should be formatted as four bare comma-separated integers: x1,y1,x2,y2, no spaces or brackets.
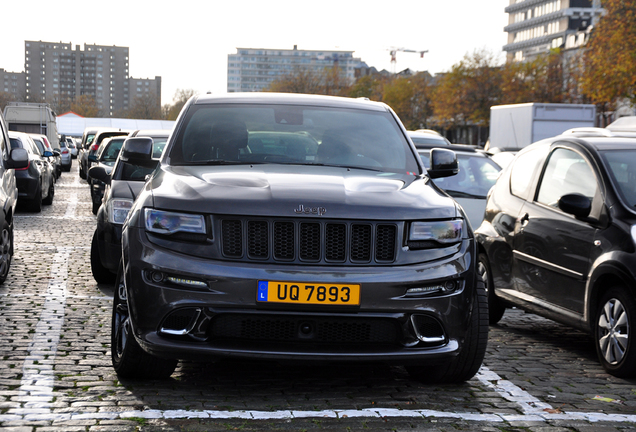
123,226,477,365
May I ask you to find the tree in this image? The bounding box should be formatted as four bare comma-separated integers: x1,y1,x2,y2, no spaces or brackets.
70,95,99,117
125,93,162,119
0,92,18,112
582,0,636,107
165,89,197,120
347,74,387,100
267,67,325,94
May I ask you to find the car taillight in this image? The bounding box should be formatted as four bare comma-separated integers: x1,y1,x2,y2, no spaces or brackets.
62,149,69,154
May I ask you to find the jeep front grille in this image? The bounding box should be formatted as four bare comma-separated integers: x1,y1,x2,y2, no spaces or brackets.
220,218,397,264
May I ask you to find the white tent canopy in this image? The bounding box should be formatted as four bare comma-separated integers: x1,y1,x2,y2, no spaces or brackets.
57,112,175,137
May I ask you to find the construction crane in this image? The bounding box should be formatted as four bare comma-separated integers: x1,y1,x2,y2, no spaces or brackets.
389,48,428,73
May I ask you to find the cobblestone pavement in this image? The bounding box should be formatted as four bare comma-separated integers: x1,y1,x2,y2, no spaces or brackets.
1,160,635,431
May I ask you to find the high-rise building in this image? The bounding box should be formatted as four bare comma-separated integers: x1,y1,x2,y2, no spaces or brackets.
503,0,603,62
227,46,366,92
0,69,26,100
23,41,161,117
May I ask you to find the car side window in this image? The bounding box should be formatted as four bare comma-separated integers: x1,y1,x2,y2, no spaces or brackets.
536,147,597,208
510,147,545,199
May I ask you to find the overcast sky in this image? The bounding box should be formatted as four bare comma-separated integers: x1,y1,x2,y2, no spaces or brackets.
2,0,510,106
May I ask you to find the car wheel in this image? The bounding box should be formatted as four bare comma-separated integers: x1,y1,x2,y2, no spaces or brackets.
79,165,86,179
0,220,13,285
43,180,55,205
92,200,101,215
406,277,489,383
28,184,42,213
111,264,178,379
594,287,636,378
477,252,506,325
90,231,116,284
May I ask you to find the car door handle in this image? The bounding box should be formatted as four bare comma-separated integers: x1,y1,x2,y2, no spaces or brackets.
519,213,530,227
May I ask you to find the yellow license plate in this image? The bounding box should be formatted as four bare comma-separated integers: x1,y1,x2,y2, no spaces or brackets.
257,281,360,305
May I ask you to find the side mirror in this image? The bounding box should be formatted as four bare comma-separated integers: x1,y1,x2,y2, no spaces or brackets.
7,148,29,169
427,148,458,179
88,154,97,162
558,193,591,219
53,150,61,157
43,150,53,157
120,137,154,167
88,165,111,185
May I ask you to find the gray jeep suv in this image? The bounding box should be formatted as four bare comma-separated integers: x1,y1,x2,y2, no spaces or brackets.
113,93,487,382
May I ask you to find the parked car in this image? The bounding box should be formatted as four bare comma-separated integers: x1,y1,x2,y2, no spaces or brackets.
89,136,166,283
30,133,61,179
58,139,72,172
79,128,129,180
418,144,501,229
88,136,126,215
0,111,28,284
67,137,78,158
476,133,636,377
111,93,488,382
8,131,55,211
408,130,451,148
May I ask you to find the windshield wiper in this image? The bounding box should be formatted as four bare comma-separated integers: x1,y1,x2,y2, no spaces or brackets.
186,159,258,166
304,162,384,173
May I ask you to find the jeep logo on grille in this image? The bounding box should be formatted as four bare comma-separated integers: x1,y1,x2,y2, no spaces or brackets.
294,205,326,216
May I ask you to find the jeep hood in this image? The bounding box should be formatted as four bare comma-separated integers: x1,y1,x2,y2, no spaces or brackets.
147,164,459,220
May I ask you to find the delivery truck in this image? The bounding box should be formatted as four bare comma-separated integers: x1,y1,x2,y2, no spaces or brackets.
488,102,596,151
3,102,60,149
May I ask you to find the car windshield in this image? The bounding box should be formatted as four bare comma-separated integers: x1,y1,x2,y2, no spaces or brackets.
600,149,636,208
419,151,501,198
411,136,450,146
168,104,419,174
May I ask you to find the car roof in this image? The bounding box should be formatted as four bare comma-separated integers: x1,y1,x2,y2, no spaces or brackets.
416,143,482,154
191,92,390,112
131,129,171,137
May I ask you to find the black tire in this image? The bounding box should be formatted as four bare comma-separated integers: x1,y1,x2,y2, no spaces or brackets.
43,180,55,205
28,184,42,213
79,164,86,179
594,286,636,378
111,264,178,379
406,278,489,383
92,200,101,215
477,252,506,325
90,231,116,284
0,220,13,285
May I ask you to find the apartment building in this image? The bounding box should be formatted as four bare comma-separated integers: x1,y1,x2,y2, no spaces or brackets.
0,69,26,100
227,46,365,92
503,0,603,62
23,41,161,117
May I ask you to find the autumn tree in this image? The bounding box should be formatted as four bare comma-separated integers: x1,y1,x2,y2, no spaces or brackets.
347,74,387,100
433,49,503,129
381,72,434,130
165,88,197,120
582,0,636,109
70,95,99,117
0,92,18,112
125,93,162,119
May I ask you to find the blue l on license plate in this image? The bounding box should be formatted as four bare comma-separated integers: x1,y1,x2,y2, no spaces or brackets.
257,281,360,305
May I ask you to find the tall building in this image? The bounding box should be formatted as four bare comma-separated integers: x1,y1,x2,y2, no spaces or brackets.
503,0,604,62
227,46,366,92
0,69,26,100
23,41,161,117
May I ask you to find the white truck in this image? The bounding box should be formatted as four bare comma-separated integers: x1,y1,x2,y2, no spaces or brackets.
488,102,596,151
3,102,60,149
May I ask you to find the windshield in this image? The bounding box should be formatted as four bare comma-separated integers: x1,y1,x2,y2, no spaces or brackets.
419,151,501,198
601,149,636,208
168,104,419,174
98,138,125,162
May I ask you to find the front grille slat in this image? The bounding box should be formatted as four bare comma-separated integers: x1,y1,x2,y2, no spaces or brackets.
220,218,397,265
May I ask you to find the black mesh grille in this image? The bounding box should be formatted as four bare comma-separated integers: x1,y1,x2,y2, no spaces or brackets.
210,314,400,345
350,224,372,262
299,223,321,261
222,220,242,258
325,224,346,262
219,217,397,265
376,225,397,262
247,221,268,259
273,222,295,260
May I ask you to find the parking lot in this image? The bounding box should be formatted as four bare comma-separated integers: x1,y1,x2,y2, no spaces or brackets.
1,160,635,431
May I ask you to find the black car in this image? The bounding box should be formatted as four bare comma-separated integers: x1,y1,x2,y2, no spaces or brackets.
476,134,636,377
8,131,55,212
112,93,488,382
88,136,126,215
89,133,167,283
79,128,129,181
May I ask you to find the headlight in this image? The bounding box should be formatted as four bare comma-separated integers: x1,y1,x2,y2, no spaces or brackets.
144,208,206,235
108,199,133,225
409,220,463,244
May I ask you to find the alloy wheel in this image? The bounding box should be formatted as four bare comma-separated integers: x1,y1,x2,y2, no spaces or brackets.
597,298,629,365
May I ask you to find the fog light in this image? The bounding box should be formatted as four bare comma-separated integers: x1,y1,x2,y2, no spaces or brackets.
151,271,164,283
